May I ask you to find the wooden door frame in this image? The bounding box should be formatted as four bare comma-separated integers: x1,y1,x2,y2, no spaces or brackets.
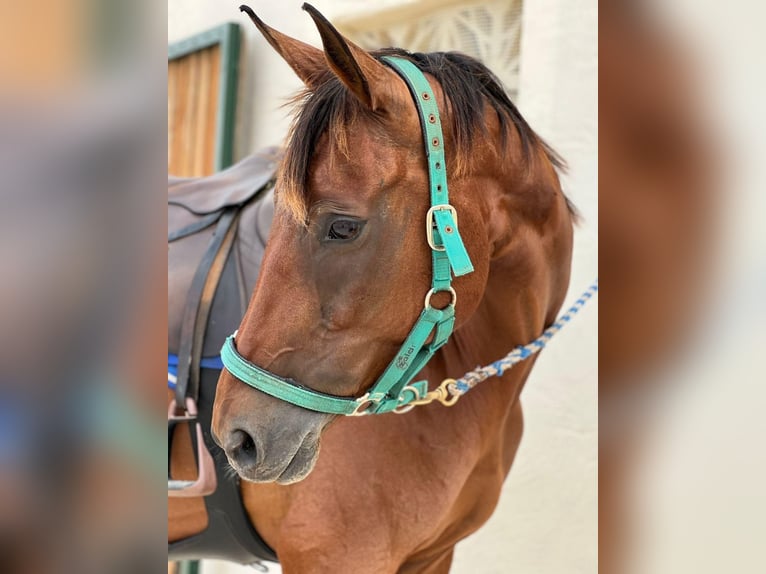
168,22,240,171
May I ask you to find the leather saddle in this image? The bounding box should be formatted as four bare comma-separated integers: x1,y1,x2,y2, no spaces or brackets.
168,146,280,358
168,147,281,566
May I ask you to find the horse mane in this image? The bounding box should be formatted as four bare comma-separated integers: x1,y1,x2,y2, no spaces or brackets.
279,48,572,223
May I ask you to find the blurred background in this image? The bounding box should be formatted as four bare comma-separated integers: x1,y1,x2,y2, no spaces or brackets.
600,1,766,573
0,1,166,573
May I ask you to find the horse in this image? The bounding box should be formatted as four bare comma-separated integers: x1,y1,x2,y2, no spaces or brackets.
172,3,576,572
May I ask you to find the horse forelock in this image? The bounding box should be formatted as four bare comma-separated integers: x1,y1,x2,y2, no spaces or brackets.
278,48,574,225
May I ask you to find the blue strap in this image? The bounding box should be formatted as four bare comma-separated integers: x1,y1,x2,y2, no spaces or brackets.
168,354,223,370
432,251,452,291
365,305,455,413
433,210,474,276
221,336,363,415
382,56,474,277
168,354,223,389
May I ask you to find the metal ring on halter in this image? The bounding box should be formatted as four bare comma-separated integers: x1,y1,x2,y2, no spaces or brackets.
424,286,457,309
349,393,378,417
393,385,422,414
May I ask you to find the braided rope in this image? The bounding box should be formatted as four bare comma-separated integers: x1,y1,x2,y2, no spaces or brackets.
451,279,598,395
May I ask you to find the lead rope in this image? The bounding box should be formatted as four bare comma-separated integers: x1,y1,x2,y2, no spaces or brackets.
397,279,598,411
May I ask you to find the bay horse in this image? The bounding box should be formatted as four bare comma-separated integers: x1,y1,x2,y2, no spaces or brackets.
179,4,574,572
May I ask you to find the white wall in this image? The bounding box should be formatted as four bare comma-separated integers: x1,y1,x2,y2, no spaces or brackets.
450,1,598,573
169,0,315,159
168,1,597,572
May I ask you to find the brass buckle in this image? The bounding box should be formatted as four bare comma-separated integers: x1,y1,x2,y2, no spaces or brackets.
393,379,461,414
349,393,379,417
392,385,422,414
426,204,458,251
424,286,457,309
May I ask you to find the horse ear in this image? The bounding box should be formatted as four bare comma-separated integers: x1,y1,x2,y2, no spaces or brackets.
302,3,395,111
240,5,327,88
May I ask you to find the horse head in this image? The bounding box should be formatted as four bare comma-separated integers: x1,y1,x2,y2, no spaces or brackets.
212,3,572,484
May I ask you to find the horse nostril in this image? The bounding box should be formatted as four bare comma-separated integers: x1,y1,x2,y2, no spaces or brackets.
239,431,256,454
227,429,258,468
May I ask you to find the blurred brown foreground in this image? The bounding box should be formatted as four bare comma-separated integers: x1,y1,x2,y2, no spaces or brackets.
0,1,167,572
600,1,766,573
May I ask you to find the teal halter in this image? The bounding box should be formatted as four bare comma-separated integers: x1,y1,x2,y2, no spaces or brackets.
220,56,474,416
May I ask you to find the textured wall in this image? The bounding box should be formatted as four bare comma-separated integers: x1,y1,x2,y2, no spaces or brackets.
168,1,597,572
452,1,598,571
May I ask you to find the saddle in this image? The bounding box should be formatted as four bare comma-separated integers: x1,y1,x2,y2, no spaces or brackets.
168,147,280,360
168,147,280,566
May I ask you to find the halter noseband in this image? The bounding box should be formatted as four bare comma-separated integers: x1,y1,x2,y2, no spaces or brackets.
220,56,474,416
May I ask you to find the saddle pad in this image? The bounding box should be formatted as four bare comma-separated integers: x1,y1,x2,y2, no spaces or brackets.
169,147,281,215
167,354,224,389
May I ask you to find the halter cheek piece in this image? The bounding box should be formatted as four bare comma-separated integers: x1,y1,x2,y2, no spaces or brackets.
220,56,475,416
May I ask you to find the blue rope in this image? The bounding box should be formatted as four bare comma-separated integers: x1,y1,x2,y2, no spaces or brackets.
452,279,598,394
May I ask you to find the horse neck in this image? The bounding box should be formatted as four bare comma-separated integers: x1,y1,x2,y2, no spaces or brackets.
427,254,551,397
426,152,572,403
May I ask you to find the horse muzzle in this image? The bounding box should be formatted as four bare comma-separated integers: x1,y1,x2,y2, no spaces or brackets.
222,426,321,484
211,382,329,484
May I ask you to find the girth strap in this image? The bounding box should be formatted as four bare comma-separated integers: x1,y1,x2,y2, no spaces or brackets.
175,208,240,407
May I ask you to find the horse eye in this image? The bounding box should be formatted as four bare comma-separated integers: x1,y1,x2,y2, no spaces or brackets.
326,219,364,241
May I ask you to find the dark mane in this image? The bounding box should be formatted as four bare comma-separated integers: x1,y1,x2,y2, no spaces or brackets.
279,48,569,222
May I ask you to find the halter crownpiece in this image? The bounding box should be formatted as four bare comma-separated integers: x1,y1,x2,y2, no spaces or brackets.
221,56,474,415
